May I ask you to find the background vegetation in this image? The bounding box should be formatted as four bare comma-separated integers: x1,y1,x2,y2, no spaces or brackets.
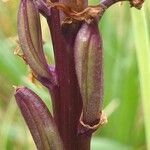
0,0,150,149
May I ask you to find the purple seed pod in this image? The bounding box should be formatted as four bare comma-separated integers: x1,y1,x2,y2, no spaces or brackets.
74,22,103,125
15,87,64,150
18,0,57,85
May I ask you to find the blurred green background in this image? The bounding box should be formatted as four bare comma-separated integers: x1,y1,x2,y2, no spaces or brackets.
0,0,150,149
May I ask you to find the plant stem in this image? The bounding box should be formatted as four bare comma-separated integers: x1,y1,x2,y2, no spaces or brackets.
77,134,92,150
46,6,93,149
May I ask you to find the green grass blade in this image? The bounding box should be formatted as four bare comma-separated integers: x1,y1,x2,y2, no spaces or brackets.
91,137,133,150
131,6,150,150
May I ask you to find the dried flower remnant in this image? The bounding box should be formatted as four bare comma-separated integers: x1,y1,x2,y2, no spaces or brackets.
47,1,106,23
130,0,144,9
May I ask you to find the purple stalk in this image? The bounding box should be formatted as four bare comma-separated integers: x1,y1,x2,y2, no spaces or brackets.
46,16,84,149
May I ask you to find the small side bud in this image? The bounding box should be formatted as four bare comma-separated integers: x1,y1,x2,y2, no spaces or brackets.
18,0,57,85
74,22,103,125
15,87,63,150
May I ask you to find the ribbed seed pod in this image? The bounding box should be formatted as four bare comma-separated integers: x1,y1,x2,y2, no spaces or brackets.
18,0,57,85
74,22,103,125
15,87,64,150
